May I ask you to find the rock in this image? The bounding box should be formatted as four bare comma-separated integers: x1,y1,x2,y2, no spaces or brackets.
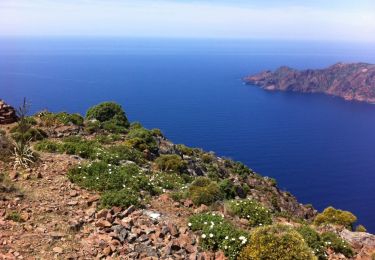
122,205,136,217
52,247,63,254
184,199,194,208
95,219,112,228
0,100,17,124
168,223,179,237
96,209,108,219
340,229,375,259
9,171,19,180
20,212,30,222
102,246,112,256
194,205,209,214
49,232,65,239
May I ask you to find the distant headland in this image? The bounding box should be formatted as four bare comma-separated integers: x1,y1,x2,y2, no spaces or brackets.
244,63,375,104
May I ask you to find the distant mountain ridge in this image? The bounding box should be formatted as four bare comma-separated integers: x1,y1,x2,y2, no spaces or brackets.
244,63,375,103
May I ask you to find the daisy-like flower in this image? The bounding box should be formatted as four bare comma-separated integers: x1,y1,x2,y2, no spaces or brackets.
201,234,207,239
239,236,246,241
188,223,192,227
209,233,214,238
225,236,229,240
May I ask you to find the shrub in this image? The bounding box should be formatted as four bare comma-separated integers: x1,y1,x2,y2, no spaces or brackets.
314,207,357,229
0,133,13,162
238,225,316,260
86,102,129,133
6,211,22,222
355,224,367,232
231,162,254,178
219,179,237,200
100,189,140,208
188,177,223,206
321,232,354,258
154,154,187,173
226,199,272,227
34,140,61,153
125,127,158,152
201,153,215,163
10,126,47,142
296,225,327,260
39,112,84,126
189,213,248,260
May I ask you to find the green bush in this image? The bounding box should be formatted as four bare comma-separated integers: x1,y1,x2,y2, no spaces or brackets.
188,177,223,206
189,213,248,260
39,112,84,126
10,125,47,142
355,224,367,232
154,154,187,173
86,102,129,133
321,232,354,258
219,179,237,200
34,140,61,153
238,224,316,260
314,207,357,229
226,199,272,227
231,162,254,178
125,127,158,152
100,189,140,208
296,225,327,260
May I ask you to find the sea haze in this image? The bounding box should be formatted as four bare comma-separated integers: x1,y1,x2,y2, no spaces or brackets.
1,38,375,231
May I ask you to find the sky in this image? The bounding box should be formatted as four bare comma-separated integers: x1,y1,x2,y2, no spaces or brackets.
0,0,375,42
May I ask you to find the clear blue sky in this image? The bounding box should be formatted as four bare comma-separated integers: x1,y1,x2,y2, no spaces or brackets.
0,0,374,42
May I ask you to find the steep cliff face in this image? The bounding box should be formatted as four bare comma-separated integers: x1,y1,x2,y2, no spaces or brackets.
244,63,375,103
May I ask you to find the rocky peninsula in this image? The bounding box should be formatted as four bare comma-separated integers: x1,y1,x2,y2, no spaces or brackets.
0,100,374,259
244,63,375,104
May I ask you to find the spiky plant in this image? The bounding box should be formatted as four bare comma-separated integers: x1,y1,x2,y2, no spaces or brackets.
13,139,37,169
12,98,38,169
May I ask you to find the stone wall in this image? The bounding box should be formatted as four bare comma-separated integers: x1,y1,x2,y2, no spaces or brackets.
0,100,17,124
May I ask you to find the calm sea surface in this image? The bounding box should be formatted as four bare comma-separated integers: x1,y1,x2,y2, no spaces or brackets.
1,38,375,231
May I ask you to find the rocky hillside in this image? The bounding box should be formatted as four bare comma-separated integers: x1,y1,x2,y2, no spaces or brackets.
1,100,374,260
244,63,375,103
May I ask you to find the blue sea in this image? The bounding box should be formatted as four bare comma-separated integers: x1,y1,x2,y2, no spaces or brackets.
1,38,375,231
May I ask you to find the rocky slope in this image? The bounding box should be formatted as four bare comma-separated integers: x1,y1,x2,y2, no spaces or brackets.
244,63,375,103
1,101,375,260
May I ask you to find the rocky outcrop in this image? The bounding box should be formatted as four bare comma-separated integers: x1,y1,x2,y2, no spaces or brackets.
244,63,375,103
340,229,375,259
0,100,17,124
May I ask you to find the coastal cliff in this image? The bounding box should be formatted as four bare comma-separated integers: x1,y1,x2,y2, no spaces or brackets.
244,63,375,103
1,100,374,259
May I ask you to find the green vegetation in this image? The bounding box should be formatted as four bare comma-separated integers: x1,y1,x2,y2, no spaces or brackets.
11,98,39,168
189,213,248,260
355,224,367,232
226,199,272,227
188,177,223,206
35,137,144,164
86,102,129,133
238,224,316,260
154,154,187,173
296,225,327,260
321,232,354,258
67,160,186,208
125,126,158,152
38,111,84,126
314,207,357,229
6,211,22,222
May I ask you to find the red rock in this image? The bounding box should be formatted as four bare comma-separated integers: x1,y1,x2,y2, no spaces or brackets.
95,219,112,228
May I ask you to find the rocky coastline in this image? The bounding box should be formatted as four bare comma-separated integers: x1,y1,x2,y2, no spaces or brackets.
244,63,375,104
